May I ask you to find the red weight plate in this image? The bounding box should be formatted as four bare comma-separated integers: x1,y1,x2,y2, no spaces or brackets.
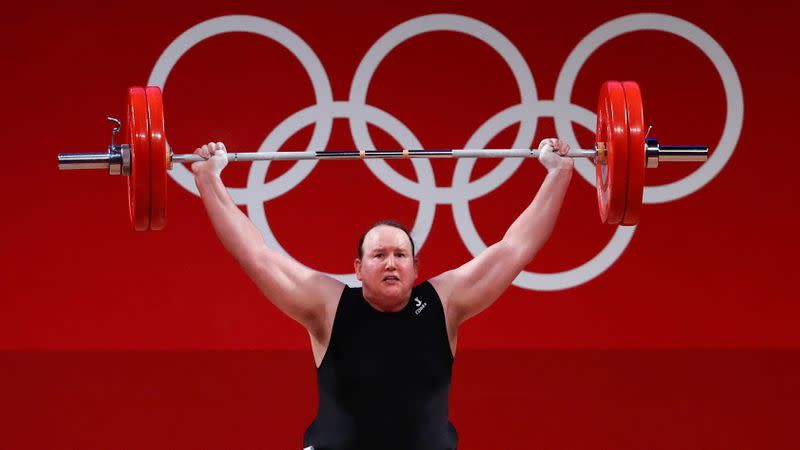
621,81,645,226
127,87,150,231
595,81,629,225
146,86,168,231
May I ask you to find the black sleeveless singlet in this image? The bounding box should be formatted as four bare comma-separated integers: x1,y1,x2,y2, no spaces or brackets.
303,281,458,450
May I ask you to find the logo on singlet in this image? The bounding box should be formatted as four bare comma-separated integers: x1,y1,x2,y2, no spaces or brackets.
414,297,427,315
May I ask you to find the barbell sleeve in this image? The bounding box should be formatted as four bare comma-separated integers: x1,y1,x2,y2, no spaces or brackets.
58,152,119,170
645,139,709,168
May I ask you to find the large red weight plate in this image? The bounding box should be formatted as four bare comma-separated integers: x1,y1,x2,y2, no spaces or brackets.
595,81,629,225
621,81,645,226
127,87,150,231
146,86,168,231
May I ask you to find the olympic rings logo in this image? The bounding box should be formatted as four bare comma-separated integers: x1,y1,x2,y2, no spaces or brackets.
149,13,743,291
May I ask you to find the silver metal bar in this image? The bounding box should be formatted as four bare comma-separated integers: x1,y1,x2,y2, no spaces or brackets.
170,148,598,163
57,142,710,172
57,147,599,171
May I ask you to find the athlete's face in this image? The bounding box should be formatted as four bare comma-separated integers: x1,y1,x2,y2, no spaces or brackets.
355,225,418,310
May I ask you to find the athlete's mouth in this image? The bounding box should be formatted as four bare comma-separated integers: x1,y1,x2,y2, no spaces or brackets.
383,276,400,282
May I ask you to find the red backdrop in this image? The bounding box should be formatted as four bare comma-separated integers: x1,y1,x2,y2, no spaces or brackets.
1,1,797,448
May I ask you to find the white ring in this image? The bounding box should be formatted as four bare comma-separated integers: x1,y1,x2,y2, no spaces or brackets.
348,14,539,204
246,102,436,285
147,15,335,201
554,13,743,204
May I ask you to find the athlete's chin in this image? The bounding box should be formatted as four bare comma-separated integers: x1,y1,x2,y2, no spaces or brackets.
378,283,411,298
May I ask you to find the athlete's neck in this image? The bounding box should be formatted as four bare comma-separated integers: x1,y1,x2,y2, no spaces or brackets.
363,294,409,312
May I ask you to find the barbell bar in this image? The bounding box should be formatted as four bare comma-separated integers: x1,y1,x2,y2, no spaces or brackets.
57,82,708,230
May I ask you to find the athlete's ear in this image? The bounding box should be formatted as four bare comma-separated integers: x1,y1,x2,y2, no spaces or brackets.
354,258,363,281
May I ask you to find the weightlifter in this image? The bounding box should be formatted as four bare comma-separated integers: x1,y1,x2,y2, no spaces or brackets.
190,138,573,450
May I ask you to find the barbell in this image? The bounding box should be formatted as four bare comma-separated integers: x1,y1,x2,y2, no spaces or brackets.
57,82,708,231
